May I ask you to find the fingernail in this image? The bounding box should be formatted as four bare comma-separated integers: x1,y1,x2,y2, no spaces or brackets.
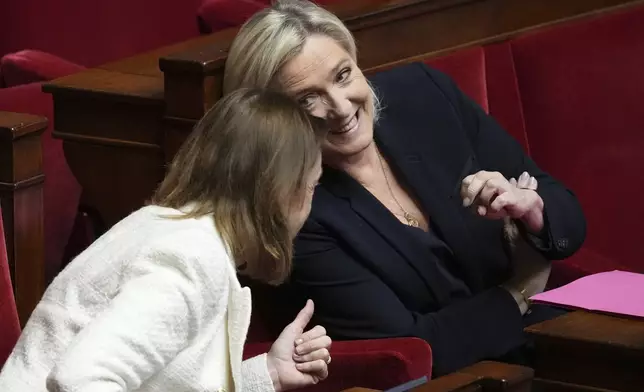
296,363,304,370
296,346,303,355
463,197,471,207
295,339,303,345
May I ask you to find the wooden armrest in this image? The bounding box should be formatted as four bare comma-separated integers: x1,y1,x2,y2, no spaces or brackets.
343,361,533,392
0,111,47,326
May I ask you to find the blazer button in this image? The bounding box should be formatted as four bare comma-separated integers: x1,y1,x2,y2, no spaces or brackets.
556,238,569,248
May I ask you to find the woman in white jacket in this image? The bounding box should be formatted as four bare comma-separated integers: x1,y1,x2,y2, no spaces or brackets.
0,88,331,392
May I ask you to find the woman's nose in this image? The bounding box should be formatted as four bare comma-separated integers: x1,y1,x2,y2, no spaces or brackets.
324,89,353,119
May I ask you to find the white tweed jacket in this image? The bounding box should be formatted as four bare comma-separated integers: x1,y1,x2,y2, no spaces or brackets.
0,205,274,392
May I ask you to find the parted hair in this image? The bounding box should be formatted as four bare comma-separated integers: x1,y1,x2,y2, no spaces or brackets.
224,0,380,119
152,88,324,285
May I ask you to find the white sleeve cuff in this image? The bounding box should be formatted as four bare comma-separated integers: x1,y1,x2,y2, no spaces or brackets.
240,353,275,392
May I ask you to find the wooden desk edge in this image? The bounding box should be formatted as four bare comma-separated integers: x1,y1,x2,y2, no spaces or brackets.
0,112,48,140
342,361,532,392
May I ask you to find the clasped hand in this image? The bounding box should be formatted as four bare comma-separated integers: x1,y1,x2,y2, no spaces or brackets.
461,171,551,313
461,170,545,232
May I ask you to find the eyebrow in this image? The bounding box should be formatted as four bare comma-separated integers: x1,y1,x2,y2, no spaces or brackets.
292,58,352,97
328,58,352,81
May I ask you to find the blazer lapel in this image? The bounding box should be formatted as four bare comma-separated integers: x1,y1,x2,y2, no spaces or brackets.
226,269,253,391
322,164,453,306
375,114,488,291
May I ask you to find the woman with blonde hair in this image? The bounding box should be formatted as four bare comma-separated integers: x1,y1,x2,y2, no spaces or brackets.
224,0,586,375
0,88,331,392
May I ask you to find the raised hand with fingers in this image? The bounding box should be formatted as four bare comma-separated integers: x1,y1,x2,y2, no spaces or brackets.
461,170,545,232
509,171,538,191
266,300,331,392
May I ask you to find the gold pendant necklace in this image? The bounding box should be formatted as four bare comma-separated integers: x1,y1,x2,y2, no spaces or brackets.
403,212,420,228
378,152,420,228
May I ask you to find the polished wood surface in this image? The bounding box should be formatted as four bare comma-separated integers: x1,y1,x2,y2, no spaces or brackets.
342,361,533,392
44,0,644,229
526,310,644,392
0,111,46,325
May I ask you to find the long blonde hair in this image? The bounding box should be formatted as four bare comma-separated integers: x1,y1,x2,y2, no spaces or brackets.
224,0,380,119
153,88,324,285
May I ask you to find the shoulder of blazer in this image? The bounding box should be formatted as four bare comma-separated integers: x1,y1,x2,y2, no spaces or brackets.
368,62,479,150
131,213,235,298
368,62,464,112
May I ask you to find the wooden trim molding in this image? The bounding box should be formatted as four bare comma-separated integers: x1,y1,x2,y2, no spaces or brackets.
0,111,47,326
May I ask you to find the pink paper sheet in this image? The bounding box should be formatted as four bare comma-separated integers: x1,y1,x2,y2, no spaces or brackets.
530,270,644,318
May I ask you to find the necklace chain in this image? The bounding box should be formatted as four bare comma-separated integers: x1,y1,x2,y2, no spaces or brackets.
377,152,420,228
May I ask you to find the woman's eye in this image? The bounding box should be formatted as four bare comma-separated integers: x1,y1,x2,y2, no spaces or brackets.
337,68,351,83
299,95,316,108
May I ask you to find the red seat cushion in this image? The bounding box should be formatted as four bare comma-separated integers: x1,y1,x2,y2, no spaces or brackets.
508,5,644,274
0,207,21,366
0,50,85,87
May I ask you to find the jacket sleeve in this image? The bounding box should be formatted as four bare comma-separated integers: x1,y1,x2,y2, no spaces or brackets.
241,354,275,392
292,219,526,376
45,243,225,392
419,64,586,259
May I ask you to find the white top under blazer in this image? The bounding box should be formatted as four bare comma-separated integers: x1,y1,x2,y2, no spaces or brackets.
0,205,274,392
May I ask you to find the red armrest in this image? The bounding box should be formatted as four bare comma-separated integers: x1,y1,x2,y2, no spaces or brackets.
0,50,85,88
244,337,432,391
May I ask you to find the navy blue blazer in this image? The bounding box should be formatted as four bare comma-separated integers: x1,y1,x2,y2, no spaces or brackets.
287,63,586,375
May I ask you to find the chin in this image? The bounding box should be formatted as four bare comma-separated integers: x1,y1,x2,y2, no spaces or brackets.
324,109,374,158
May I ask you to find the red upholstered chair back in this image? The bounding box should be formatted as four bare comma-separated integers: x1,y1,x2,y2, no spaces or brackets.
0,0,201,67
490,5,644,275
421,5,644,283
0,205,21,366
425,46,531,153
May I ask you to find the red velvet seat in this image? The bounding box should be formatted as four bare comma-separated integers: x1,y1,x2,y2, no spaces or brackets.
0,0,202,68
422,5,644,286
0,50,85,88
1,0,202,89
0,205,21,367
496,5,644,282
241,279,433,390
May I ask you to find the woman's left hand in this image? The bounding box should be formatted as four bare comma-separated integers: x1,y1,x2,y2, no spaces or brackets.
266,300,332,392
461,170,545,232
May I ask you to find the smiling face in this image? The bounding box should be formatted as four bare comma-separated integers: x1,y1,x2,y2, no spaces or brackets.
278,35,375,164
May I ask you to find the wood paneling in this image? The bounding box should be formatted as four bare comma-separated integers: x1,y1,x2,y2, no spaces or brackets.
0,111,47,325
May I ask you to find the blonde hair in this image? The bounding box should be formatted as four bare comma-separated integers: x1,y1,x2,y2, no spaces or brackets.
152,88,324,285
224,0,380,119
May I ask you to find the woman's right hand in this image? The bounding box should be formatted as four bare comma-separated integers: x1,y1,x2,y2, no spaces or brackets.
266,300,331,392
501,173,551,314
